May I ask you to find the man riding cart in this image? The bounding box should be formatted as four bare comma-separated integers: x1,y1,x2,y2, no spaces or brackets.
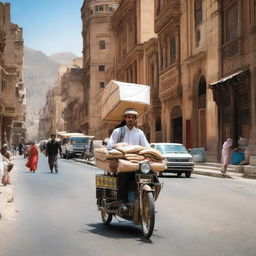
94,81,166,238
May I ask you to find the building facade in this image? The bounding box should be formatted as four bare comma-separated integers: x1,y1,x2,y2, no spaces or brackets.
156,0,256,162
39,59,83,139
0,2,26,146
80,0,119,138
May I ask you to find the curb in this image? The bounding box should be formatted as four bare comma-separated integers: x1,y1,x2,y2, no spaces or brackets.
73,158,96,166
193,170,232,179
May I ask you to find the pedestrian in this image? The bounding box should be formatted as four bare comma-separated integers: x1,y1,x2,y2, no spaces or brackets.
46,134,62,173
25,142,39,173
1,143,11,159
18,142,23,155
221,138,233,175
0,144,13,185
107,108,150,212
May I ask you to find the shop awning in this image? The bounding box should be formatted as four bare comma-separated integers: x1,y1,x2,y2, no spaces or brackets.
209,69,249,88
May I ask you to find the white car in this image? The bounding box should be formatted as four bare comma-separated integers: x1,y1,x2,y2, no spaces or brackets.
151,143,194,178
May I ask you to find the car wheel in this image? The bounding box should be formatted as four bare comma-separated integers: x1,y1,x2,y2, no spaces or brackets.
185,172,191,178
177,172,182,177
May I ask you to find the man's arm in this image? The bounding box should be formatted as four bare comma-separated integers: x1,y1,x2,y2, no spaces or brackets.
139,130,150,148
107,128,119,150
58,142,62,154
45,142,49,156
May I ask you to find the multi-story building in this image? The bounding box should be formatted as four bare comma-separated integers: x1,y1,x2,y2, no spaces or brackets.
155,0,256,162
80,0,119,138
39,59,83,139
110,0,161,142
61,58,83,132
154,0,181,144
0,2,26,146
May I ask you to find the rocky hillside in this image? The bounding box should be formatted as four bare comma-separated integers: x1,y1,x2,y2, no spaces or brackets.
49,52,77,65
24,47,77,141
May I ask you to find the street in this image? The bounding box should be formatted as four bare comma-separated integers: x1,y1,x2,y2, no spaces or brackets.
1,155,256,256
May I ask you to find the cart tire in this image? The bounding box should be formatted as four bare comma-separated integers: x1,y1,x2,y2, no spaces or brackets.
101,211,112,225
141,192,155,239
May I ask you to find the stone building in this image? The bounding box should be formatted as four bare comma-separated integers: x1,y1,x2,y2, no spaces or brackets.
110,0,161,142
61,59,83,132
39,59,83,139
0,2,26,146
155,0,256,162
80,0,119,138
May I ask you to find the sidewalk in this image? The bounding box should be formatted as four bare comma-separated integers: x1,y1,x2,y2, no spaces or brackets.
0,184,15,221
74,158,256,180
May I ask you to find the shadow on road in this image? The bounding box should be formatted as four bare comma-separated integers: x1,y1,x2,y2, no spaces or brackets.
83,222,154,243
158,174,196,179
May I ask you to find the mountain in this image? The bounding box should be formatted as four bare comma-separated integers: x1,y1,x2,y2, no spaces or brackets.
24,46,77,140
49,52,77,65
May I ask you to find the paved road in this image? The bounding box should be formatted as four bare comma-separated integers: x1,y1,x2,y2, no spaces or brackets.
1,155,256,256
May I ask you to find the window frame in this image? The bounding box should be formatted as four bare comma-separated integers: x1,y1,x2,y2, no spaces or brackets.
98,65,105,72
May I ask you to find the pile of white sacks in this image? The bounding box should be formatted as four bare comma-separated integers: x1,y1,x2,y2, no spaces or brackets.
95,143,167,173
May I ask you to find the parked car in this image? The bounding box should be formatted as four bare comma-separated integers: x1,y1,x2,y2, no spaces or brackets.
151,143,194,177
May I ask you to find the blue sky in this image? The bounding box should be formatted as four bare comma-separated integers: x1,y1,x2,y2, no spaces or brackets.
7,0,84,56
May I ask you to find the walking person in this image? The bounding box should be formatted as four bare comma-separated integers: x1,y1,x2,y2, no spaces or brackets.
221,138,233,175
0,144,13,185
25,142,39,173
46,134,62,173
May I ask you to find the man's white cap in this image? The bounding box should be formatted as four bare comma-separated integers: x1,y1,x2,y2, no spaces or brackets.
124,108,138,116
3,143,8,148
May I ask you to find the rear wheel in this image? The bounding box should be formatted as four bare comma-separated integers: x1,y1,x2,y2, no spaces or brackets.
177,172,182,177
101,211,112,225
141,192,155,239
185,171,191,178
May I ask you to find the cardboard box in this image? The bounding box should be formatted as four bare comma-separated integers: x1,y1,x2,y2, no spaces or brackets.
102,80,150,122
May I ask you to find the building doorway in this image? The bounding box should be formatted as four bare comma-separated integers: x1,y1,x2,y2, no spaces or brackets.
198,76,206,148
171,106,182,143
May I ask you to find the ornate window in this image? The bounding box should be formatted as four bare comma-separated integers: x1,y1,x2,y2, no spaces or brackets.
98,65,105,72
169,37,176,65
99,40,106,49
222,2,239,57
95,5,104,12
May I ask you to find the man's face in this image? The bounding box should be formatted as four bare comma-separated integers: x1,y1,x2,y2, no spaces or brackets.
124,114,137,127
51,136,56,140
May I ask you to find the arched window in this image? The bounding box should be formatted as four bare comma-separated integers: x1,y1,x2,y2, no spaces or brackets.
99,40,106,49
156,117,161,132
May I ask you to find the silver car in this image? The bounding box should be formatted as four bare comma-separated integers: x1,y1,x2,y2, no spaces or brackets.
151,143,194,178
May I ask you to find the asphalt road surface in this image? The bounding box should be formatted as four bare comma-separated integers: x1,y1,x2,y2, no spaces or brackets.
1,155,256,256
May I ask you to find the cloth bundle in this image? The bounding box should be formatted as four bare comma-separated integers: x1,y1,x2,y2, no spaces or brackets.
95,145,166,173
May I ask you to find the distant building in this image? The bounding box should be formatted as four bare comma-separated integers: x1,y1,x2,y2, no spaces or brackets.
39,58,83,139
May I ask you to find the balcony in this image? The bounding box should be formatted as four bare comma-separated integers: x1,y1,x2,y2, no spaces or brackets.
159,64,181,102
155,0,180,33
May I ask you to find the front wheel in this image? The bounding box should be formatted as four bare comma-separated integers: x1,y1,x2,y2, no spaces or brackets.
101,211,112,225
141,192,155,239
185,171,192,178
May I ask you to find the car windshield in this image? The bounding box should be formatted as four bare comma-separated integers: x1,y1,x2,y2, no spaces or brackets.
155,144,188,154
70,137,89,144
